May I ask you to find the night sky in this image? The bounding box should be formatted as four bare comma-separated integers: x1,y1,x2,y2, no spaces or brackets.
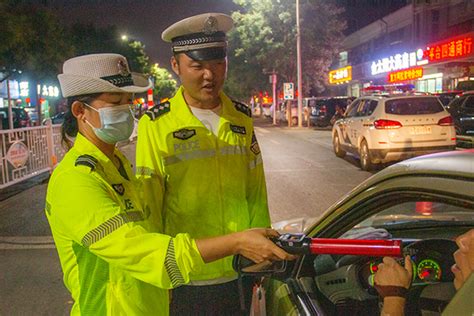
47,0,239,68
42,0,408,70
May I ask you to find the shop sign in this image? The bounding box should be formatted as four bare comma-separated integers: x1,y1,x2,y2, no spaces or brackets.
329,66,352,84
388,67,423,83
7,141,29,168
37,84,60,98
371,49,425,76
19,81,29,97
424,35,473,63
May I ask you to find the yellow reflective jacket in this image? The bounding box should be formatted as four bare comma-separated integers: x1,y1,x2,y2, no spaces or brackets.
45,133,204,315
136,86,270,282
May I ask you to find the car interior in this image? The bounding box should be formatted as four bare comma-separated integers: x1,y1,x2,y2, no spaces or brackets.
294,199,473,315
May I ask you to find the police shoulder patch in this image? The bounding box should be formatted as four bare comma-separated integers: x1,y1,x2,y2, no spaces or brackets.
75,154,98,171
232,100,252,118
145,101,171,121
250,131,261,155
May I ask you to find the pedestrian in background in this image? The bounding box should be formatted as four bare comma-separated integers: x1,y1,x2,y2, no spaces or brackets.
46,53,293,315
136,13,271,315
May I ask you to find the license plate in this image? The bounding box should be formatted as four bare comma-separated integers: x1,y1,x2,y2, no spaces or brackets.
410,126,432,135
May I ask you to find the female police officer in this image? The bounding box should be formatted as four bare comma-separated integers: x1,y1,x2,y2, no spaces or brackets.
45,53,292,315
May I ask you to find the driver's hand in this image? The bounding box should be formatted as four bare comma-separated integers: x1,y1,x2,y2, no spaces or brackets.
452,228,474,290
375,256,413,289
236,228,297,263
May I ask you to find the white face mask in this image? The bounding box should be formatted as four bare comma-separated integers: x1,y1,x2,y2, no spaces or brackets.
84,103,134,144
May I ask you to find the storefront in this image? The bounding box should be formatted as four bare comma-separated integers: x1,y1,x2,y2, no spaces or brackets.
0,78,62,125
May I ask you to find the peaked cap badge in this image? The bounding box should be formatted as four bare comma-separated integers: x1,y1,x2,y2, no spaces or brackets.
203,16,219,35
117,59,130,77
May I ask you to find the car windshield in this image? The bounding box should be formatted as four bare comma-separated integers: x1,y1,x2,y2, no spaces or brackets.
354,201,474,230
385,97,444,115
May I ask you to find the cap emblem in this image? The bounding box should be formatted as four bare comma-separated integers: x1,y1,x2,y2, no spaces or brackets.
203,16,218,35
117,59,130,76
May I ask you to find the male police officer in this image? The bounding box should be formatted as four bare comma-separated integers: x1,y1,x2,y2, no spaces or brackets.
136,13,271,315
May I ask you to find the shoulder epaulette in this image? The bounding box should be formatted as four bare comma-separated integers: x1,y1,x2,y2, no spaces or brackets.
232,100,252,118
145,101,171,121
75,154,98,171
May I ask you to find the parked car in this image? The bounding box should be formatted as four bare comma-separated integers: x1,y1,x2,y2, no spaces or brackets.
332,95,456,170
433,91,463,106
445,91,474,136
43,111,66,125
236,150,474,316
0,107,31,129
308,97,353,127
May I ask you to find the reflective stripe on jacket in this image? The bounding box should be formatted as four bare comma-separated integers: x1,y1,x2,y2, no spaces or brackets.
136,86,270,282
45,133,204,315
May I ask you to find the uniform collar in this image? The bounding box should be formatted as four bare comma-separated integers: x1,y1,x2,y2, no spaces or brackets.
172,85,238,129
73,133,129,179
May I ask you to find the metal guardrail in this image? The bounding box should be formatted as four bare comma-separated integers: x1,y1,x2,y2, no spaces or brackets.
0,124,66,189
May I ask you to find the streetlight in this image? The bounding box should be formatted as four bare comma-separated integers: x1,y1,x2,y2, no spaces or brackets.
121,34,128,41
296,0,303,127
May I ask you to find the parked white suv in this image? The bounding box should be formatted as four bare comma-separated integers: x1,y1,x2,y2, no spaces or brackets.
332,95,456,170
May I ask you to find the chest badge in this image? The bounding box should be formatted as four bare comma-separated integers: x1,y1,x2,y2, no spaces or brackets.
173,128,196,140
230,124,246,135
112,183,125,196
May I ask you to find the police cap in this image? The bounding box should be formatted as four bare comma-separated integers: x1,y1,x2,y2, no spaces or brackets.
161,13,234,61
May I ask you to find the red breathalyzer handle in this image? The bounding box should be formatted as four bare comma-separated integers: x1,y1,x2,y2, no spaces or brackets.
309,238,402,257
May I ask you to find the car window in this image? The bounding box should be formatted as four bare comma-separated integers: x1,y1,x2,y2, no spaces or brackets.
359,100,378,116
385,97,444,115
462,96,474,109
345,100,360,117
355,201,473,231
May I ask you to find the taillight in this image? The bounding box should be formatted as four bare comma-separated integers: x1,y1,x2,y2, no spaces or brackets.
320,105,327,113
374,119,402,129
438,116,453,126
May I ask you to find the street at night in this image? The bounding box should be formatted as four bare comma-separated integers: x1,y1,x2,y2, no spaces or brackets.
1,0,473,315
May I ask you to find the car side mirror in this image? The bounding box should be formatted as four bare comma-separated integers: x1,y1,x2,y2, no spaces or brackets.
232,255,288,276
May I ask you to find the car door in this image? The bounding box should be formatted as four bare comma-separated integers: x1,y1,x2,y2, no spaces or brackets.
346,99,366,148
458,95,474,135
338,100,360,148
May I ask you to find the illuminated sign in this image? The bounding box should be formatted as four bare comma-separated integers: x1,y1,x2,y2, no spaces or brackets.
37,84,60,98
19,82,29,97
424,35,473,63
329,66,352,84
371,49,425,76
388,67,424,83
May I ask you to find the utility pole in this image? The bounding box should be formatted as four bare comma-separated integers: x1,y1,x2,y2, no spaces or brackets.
296,0,303,127
271,70,277,125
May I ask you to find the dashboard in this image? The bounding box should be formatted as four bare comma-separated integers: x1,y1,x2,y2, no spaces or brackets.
314,239,458,304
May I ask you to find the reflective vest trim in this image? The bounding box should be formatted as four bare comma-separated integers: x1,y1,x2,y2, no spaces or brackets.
164,239,186,287
163,146,248,166
136,166,157,177
81,211,144,247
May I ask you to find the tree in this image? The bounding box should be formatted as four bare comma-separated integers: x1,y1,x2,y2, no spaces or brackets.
0,0,72,83
227,0,346,99
149,63,177,100
69,24,149,74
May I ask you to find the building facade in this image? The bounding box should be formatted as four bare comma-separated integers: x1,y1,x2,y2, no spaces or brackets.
330,0,474,96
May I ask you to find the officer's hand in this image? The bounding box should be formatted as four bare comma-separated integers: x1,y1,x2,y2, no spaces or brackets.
375,256,413,289
235,228,297,264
